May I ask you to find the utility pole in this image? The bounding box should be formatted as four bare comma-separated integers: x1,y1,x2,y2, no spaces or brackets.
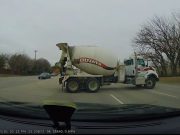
34,50,38,60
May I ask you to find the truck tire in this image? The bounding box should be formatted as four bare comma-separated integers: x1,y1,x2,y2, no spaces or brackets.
66,78,79,93
86,78,100,93
144,77,156,89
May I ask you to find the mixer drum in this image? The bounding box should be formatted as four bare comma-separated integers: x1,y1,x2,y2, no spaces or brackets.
69,46,118,76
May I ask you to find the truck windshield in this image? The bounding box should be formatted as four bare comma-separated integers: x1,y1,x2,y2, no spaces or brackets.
137,59,145,67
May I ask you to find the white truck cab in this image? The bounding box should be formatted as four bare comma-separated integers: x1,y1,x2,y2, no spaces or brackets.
124,55,145,76
124,55,159,88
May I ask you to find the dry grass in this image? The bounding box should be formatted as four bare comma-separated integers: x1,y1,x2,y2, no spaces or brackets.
0,74,20,77
160,77,180,85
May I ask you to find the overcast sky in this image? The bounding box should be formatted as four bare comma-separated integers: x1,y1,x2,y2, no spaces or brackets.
0,0,180,65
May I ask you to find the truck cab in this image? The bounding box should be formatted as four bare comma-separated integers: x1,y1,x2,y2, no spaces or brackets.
124,56,145,77
124,55,159,88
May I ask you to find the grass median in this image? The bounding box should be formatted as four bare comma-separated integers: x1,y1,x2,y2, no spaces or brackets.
160,77,180,85
0,74,20,77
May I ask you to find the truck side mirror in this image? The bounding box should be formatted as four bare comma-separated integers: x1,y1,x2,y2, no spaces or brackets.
146,60,149,67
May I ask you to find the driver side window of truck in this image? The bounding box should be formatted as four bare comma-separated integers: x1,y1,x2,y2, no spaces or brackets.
124,59,134,66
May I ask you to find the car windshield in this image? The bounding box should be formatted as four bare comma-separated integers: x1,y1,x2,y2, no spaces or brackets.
0,0,180,133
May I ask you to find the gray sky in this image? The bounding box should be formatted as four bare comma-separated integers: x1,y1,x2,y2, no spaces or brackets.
0,0,180,65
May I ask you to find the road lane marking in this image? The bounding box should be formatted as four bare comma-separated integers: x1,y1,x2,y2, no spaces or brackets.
110,94,124,104
150,91,177,98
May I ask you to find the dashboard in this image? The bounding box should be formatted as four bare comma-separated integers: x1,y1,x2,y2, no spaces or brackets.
1,114,180,134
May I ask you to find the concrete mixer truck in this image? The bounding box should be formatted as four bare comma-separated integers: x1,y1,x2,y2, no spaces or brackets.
56,43,159,93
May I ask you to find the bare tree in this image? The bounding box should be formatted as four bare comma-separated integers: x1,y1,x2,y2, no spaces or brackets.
32,58,51,74
0,54,9,72
0,54,6,70
8,54,32,75
133,13,180,76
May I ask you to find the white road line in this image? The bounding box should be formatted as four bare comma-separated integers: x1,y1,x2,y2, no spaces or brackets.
150,91,177,98
110,94,124,104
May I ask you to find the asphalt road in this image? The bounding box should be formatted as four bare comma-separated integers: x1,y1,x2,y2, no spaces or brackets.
0,76,180,109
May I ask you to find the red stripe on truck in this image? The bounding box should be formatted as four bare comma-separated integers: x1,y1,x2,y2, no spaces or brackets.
74,57,116,70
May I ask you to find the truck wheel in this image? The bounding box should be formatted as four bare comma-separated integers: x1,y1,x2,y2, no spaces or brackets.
66,78,79,93
144,77,156,89
86,78,100,93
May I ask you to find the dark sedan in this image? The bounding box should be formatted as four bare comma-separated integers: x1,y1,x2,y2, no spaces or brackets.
38,72,51,79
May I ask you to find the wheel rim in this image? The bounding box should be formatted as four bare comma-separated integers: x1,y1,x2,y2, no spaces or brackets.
68,81,78,92
88,80,98,91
